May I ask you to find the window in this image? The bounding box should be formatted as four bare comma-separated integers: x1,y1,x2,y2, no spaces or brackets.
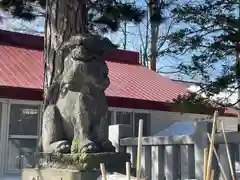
7,139,37,170
134,113,150,137
7,103,41,172
102,111,113,139
116,112,133,126
9,104,41,136
107,111,113,126
115,111,151,137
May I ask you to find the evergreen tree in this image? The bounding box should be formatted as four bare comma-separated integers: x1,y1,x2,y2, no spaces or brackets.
138,0,175,72
0,0,144,34
165,0,240,107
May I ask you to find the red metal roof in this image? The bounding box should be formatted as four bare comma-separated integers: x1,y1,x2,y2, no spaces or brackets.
0,45,43,89
0,44,188,102
106,61,187,101
0,30,188,102
0,30,238,117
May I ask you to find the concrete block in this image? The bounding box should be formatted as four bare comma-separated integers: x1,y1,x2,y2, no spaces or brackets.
22,168,99,180
109,125,132,152
35,152,130,174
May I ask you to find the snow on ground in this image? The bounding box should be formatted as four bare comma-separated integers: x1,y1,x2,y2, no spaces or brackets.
1,173,142,180
236,162,240,178
97,173,144,180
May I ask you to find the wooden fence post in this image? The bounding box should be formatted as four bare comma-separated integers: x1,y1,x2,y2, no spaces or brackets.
193,121,212,180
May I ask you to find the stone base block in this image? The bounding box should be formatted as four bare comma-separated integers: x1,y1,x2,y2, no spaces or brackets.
22,168,100,180
35,152,130,174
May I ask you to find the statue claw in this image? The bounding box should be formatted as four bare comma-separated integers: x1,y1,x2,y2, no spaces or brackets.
80,142,99,153
55,141,71,153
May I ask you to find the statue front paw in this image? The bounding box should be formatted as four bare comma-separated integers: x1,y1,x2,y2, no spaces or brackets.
56,140,71,153
46,140,71,154
71,140,100,153
80,142,100,153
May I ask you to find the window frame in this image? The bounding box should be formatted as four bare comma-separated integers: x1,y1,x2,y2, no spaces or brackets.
108,107,151,137
133,112,151,137
0,99,42,175
8,102,42,138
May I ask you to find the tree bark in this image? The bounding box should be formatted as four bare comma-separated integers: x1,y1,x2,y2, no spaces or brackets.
43,0,88,107
122,21,127,50
149,0,160,72
236,43,240,108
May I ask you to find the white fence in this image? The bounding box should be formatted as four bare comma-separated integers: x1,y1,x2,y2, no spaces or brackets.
109,122,240,180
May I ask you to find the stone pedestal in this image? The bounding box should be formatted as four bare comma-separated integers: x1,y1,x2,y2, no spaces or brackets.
36,152,130,173
22,152,131,180
22,168,100,180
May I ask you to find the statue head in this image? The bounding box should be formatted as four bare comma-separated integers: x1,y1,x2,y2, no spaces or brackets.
55,44,110,123
60,55,110,96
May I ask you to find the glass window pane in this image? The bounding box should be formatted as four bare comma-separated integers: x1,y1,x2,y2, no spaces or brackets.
9,104,40,136
116,112,132,125
134,113,150,137
7,139,37,170
116,112,133,136
102,111,113,139
107,111,112,126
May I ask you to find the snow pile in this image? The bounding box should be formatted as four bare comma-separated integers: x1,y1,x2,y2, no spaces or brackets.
235,162,240,179
236,162,240,173
154,121,196,136
97,173,144,180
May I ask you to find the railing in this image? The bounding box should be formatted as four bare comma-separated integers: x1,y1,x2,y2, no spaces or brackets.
109,121,240,180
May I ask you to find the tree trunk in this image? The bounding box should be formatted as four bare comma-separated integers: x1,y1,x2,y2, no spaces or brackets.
41,0,116,153
43,0,87,107
236,43,240,108
123,21,127,50
149,0,160,72
150,26,158,72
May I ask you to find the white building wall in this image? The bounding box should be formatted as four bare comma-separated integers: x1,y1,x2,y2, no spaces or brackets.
109,107,239,134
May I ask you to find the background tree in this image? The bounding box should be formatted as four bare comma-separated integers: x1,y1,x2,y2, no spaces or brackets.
104,0,177,73
165,0,240,107
137,0,177,73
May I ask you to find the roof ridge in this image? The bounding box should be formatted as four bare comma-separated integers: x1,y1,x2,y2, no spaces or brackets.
0,29,140,65
0,29,44,50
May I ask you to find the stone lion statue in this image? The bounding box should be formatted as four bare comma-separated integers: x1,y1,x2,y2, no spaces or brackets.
41,35,116,154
